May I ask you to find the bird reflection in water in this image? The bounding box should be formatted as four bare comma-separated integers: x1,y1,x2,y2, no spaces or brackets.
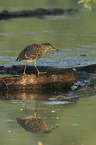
16,105,58,133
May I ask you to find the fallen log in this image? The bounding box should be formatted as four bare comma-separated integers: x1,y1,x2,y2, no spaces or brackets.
1,64,96,100
0,69,78,92
0,8,78,20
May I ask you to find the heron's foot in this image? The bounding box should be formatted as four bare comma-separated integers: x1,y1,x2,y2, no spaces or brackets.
23,72,26,75
38,71,47,75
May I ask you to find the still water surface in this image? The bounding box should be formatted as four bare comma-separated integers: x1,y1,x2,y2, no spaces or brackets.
0,0,96,145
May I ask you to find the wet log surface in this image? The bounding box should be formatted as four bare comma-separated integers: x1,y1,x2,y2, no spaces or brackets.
0,8,78,20
0,64,96,100
0,66,78,92
0,64,96,93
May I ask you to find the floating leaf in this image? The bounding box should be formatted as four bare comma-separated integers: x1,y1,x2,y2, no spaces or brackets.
77,0,95,9
77,0,85,4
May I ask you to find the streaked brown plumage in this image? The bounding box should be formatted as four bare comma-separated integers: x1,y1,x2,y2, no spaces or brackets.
16,43,58,74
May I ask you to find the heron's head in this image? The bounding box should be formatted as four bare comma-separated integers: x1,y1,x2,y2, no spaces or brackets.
41,43,59,51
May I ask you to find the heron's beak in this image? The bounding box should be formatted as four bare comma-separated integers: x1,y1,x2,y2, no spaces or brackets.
51,46,59,51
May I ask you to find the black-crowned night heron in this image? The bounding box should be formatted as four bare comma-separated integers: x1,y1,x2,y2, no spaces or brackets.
16,43,58,74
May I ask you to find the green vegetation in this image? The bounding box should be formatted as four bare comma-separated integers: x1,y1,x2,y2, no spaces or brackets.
78,0,96,9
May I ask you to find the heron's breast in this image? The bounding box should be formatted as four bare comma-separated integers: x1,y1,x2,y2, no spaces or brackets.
21,59,36,63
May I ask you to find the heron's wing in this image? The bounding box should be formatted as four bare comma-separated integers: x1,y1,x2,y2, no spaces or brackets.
16,44,42,61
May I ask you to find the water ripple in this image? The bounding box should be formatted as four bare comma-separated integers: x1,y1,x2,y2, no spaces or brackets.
0,32,14,36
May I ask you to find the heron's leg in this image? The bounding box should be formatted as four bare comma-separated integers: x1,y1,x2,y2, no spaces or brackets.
34,105,36,118
25,105,27,116
23,62,27,74
34,60,46,75
34,60,40,74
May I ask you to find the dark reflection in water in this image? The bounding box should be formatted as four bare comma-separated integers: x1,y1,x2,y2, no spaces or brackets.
0,89,79,104
17,105,58,133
